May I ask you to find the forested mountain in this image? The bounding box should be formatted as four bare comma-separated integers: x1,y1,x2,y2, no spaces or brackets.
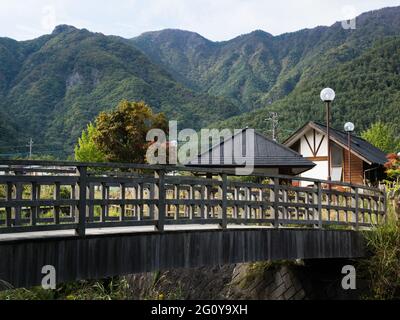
214,36,400,139
1,6,400,158
132,6,400,113
0,26,239,156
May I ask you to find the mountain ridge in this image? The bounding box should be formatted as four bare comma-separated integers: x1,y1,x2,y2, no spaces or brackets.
0,26,240,156
1,5,400,158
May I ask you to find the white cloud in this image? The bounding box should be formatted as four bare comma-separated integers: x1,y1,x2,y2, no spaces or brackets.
0,0,399,41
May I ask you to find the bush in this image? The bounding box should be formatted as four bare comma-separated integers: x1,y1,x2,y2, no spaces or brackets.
359,206,400,300
0,277,130,300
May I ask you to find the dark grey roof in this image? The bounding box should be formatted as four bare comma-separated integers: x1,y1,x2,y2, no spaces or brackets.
188,128,315,171
285,121,388,165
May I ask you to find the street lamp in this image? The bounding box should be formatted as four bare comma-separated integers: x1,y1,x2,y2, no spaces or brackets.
344,122,355,184
320,88,336,181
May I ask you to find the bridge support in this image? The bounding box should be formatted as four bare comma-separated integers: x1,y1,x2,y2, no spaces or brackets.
0,229,366,290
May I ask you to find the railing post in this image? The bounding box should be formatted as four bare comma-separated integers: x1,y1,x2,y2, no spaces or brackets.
355,187,359,230
31,181,38,226
155,170,165,232
220,174,228,229
383,187,388,225
272,178,280,228
54,182,61,225
14,182,23,226
314,182,323,229
76,166,87,237
6,182,13,227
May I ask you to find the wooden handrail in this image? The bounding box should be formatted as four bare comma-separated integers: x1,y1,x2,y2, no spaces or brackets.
0,160,387,236
0,159,386,192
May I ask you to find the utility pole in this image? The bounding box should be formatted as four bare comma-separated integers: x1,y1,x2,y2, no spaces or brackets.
265,112,279,141
26,138,33,159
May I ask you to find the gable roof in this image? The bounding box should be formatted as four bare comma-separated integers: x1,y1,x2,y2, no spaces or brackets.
187,128,315,174
284,121,388,165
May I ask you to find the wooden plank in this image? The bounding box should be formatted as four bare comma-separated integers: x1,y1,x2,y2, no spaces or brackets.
0,176,78,184
77,166,87,237
278,219,320,226
87,176,157,184
6,182,12,227
14,182,23,226
149,183,155,220
174,185,179,220
0,223,78,234
0,200,78,207
164,218,221,225
155,171,165,232
165,177,221,186
54,182,61,225
272,178,279,228
0,229,367,289
120,183,126,222
355,187,359,230
0,159,387,235
0,159,388,192
228,218,275,225
0,216,76,225
200,185,206,219
315,182,323,228
86,220,157,229
220,174,228,229
31,182,38,226
229,181,274,189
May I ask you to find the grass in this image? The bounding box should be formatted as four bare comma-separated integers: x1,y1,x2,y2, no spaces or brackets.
0,278,130,300
358,204,400,300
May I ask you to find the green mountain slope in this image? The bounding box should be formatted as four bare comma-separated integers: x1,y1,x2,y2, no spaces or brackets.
0,26,240,157
132,6,400,113
132,29,281,110
1,6,400,158
213,36,400,140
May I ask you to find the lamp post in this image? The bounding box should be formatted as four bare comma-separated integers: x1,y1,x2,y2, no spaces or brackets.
344,122,355,184
320,88,336,181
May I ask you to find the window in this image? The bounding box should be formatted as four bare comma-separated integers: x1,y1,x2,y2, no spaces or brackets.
331,144,343,181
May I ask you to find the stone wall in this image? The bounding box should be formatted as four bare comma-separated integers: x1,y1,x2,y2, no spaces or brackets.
127,259,365,300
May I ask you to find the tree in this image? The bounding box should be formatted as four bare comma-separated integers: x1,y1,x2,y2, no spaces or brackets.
361,122,400,154
93,100,168,163
74,123,106,162
385,153,400,180
385,153,400,219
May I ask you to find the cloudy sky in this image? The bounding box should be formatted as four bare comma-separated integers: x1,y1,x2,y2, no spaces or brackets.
1,0,399,41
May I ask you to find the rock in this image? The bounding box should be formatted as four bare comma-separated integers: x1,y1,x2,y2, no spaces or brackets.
126,259,366,300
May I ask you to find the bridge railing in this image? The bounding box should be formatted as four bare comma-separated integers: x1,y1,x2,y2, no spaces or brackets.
0,160,387,236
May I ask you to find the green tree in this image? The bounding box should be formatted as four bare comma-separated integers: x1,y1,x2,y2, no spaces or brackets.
74,123,106,162
385,153,400,179
93,100,168,163
361,122,400,154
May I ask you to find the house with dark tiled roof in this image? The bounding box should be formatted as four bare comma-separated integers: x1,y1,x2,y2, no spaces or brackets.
188,128,315,176
284,121,388,185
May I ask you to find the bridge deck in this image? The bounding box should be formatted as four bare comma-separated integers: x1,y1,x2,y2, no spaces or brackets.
0,160,386,237
0,160,384,290
0,225,224,242
0,228,367,290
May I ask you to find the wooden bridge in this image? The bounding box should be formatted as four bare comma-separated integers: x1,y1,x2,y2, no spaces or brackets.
0,160,386,289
